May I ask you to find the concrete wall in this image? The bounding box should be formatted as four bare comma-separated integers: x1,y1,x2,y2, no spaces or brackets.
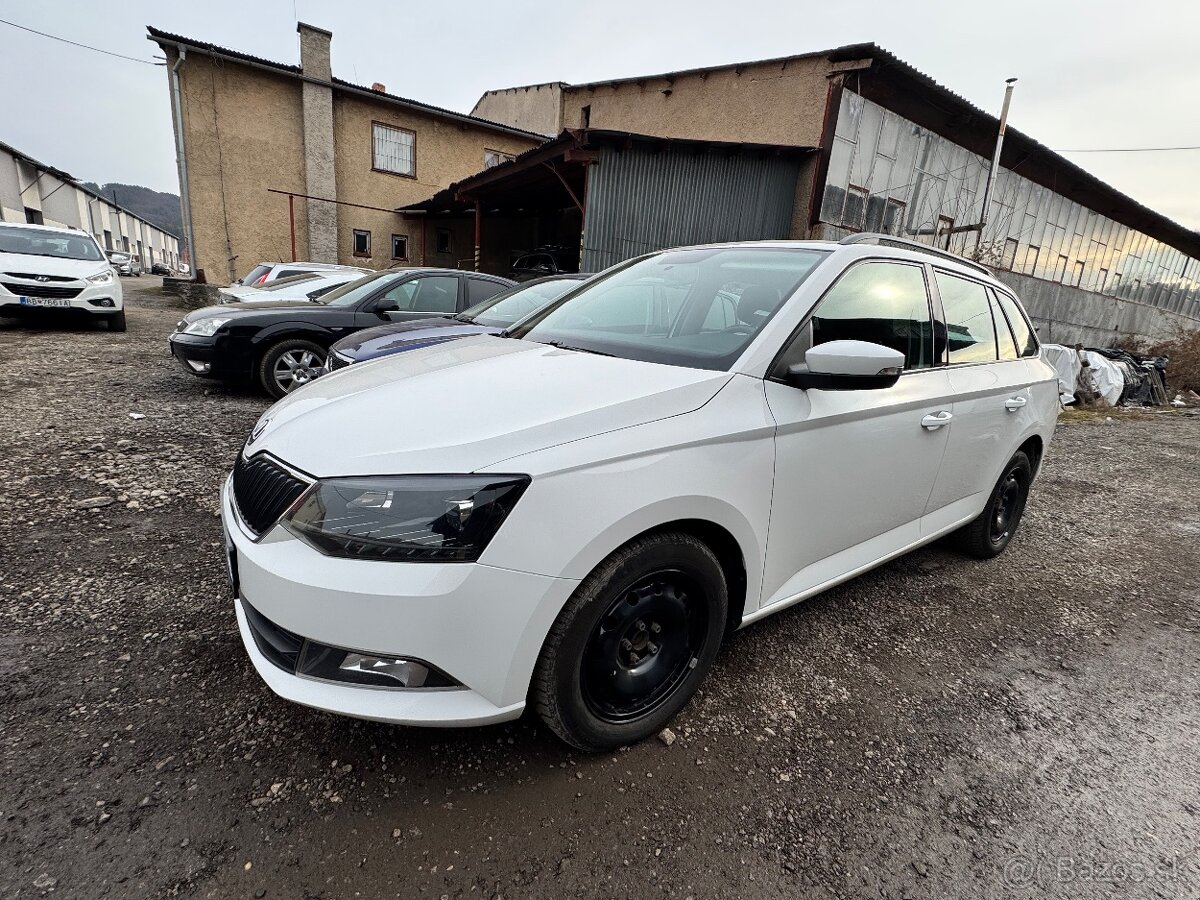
170,46,309,283
470,83,564,136
558,56,832,146
0,148,21,221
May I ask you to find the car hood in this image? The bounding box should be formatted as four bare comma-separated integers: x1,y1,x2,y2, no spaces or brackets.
250,335,732,477
332,317,493,357
183,300,319,322
0,252,110,280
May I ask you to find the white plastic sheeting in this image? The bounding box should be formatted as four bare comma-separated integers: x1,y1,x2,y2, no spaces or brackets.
1081,351,1126,406
1041,344,1082,406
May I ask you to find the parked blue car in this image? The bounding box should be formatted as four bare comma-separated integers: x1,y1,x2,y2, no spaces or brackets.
323,273,588,372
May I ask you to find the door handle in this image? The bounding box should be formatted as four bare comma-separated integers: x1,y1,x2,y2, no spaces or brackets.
1004,396,1028,411
920,411,953,430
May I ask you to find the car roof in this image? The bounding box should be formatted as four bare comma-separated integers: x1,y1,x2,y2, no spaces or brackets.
645,238,1009,292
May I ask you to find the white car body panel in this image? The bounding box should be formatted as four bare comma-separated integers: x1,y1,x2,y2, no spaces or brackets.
0,234,123,314
223,239,1060,728
253,336,731,477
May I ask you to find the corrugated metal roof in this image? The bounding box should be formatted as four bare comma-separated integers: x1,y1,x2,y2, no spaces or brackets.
400,129,815,212
145,26,546,142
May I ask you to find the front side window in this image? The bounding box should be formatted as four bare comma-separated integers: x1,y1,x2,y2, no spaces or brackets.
372,123,415,176
377,275,460,314
511,247,828,371
937,271,997,364
782,261,935,373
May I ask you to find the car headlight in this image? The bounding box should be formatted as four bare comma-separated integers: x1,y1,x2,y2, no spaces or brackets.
87,269,115,285
281,475,530,562
182,317,231,336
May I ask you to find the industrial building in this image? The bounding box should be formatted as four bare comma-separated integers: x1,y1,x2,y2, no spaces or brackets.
150,23,1199,344
0,140,182,272
472,44,1200,345
148,23,542,285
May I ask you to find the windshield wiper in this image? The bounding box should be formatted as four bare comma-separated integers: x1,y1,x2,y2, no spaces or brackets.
539,340,615,357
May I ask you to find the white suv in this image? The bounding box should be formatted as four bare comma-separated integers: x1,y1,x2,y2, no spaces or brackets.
0,223,125,331
222,236,1057,750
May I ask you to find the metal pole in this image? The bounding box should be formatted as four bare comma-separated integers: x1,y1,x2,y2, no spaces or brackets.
976,77,1018,252
170,48,198,276
474,200,482,272
288,194,297,261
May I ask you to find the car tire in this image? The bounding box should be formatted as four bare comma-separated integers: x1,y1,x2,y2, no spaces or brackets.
106,309,127,332
532,531,728,752
259,338,326,399
951,450,1032,559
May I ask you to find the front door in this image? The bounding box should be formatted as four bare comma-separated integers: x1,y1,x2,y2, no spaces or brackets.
760,259,955,610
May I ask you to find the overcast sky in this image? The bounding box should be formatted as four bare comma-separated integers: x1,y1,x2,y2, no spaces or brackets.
3,0,1198,228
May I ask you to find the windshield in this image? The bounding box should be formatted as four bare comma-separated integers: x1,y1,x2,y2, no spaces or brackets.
510,247,828,370
0,225,104,262
320,270,399,306
240,263,271,285
259,273,320,292
463,278,583,327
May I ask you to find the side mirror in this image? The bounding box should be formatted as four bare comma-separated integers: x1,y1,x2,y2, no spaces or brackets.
785,340,905,391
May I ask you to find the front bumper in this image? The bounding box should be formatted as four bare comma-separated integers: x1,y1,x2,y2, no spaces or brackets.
221,476,578,726
0,280,122,316
169,333,253,380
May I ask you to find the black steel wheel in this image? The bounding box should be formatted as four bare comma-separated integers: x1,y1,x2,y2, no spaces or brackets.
951,450,1032,559
533,532,728,751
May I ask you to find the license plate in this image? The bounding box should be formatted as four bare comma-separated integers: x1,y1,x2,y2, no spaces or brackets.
19,297,71,308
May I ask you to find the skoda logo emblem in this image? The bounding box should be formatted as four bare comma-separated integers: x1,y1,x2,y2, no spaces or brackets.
36,275,50,282
248,417,271,446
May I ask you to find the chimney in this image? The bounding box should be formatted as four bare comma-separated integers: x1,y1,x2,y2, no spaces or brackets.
371,82,386,93
296,22,332,81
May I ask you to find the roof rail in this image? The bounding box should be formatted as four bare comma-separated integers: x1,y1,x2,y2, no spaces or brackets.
839,232,993,277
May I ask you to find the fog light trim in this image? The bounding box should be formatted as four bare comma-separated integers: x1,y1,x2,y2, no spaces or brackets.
186,359,212,373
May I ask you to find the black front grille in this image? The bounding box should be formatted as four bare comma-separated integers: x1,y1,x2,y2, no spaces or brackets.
3,272,76,283
242,601,304,672
231,453,310,536
2,282,83,299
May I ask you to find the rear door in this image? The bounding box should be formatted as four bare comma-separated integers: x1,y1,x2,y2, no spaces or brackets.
760,259,956,608
922,270,1040,530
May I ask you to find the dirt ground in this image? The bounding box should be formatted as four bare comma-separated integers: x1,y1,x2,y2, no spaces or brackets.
2,279,1198,899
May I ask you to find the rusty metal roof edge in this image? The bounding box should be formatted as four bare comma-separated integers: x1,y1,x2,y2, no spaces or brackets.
145,26,547,142
396,129,816,212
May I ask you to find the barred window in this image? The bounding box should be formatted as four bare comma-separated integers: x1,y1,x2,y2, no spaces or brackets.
372,123,415,176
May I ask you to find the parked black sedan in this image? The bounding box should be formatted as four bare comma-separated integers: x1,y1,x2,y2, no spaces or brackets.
325,273,588,372
169,268,514,397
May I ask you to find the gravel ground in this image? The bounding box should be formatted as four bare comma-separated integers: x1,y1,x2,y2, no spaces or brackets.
2,279,1199,900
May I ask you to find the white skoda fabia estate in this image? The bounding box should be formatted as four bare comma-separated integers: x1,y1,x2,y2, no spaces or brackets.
222,236,1058,750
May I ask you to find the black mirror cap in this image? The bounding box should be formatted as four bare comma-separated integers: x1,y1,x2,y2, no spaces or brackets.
784,363,901,391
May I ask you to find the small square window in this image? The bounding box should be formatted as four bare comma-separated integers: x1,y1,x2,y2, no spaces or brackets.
391,234,409,260
435,228,452,255
353,229,371,258
484,149,515,169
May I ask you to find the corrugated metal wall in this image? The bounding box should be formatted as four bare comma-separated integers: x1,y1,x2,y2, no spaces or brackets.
581,145,802,272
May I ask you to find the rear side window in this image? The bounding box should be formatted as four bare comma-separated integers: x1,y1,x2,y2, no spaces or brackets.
993,291,1019,360
467,278,507,304
936,271,997,364
993,290,1039,357
806,261,935,370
